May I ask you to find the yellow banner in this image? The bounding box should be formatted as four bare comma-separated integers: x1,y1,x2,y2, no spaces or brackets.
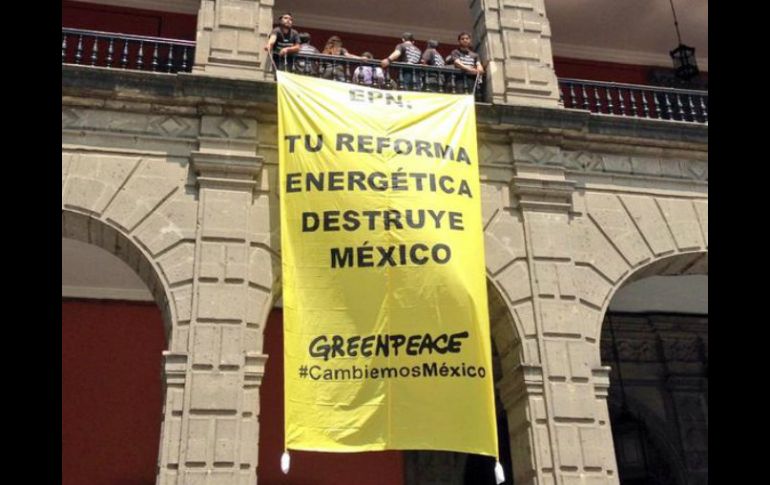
278,71,497,457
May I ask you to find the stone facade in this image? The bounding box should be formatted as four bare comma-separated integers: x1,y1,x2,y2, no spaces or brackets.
62,3,706,482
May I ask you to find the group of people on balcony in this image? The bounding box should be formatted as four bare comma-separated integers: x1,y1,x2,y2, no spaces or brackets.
265,12,484,92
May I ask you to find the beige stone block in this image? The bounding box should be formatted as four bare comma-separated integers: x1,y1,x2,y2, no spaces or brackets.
556,263,577,298
586,193,652,267
193,325,219,366
497,260,531,303
536,425,553,468
186,417,211,462
164,416,182,463
210,471,240,485
534,262,558,297
239,418,259,464
579,426,610,470
487,33,506,61
571,217,628,283
172,325,190,353
693,200,708,246
574,265,613,310
190,372,240,410
173,285,193,321
202,116,257,140
247,286,271,325
506,33,541,61
485,211,526,274
630,156,663,177
513,301,536,336
619,195,677,256
237,31,260,55
528,64,556,86
555,424,581,468
63,154,139,215
211,30,238,53
550,382,595,419
179,471,208,485
220,326,243,366
105,158,188,233
202,191,249,240
200,243,224,280
133,197,197,256
529,211,570,258
219,5,255,29
198,285,246,321
500,7,522,30
657,198,706,251
504,59,527,82
225,244,248,281
214,418,238,462
249,246,275,289
257,6,273,34
540,300,584,336
157,243,195,285
243,327,264,354
531,395,547,421
544,339,568,378
567,340,593,380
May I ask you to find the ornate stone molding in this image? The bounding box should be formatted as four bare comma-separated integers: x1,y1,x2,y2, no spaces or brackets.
191,151,264,191
511,175,576,212
162,351,188,386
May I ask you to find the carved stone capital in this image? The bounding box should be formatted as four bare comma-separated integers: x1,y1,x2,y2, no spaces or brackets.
244,352,268,385
592,366,611,399
162,351,188,385
499,363,544,405
511,176,576,212
191,151,264,191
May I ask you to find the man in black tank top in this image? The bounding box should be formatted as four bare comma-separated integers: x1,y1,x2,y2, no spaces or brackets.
446,32,484,93
265,12,300,72
381,32,423,90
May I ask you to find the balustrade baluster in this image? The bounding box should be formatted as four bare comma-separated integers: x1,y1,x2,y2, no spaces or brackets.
180,46,188,72
62,34,67,63
581,83,589,110
628,89,638,118
592,85,601,113
673,93,684,120
699,96,708,123
652,92,661,118
165,45,174,72
605,86,614,114
617,87,626,115
120,40,129,68
151,42,159,71
137,41,145,69
90,37,99,66
641,90,650,118
687,94,696,122
663,93,672,119
75,34,84,64
105,37,114,67
568,83,577,109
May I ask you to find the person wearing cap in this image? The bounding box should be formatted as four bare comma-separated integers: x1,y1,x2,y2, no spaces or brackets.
264,12,300,72
381,32,422,90
421,39,446,91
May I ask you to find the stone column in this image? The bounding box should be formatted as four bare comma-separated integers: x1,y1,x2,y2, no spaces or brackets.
470,0,561,107
155,113,275,483
193,0,275,80
506,164,618,484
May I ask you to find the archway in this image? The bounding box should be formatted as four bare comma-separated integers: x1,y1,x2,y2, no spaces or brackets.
62,210,176,485
599,252,707,485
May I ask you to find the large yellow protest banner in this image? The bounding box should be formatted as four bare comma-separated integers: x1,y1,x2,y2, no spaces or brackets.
278,71,497,458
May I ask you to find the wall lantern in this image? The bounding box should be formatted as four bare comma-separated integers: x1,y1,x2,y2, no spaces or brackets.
668,0,699,80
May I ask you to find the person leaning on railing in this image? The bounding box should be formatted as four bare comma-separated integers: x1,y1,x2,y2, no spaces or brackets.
446,31,484,93
264,12,300,72
321,36,364,82
353,52,386,88
381,32,423,90
295,32,320,75
420,39,446,92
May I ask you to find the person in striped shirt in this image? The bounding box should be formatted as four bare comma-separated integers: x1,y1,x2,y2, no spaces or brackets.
446,32,484,93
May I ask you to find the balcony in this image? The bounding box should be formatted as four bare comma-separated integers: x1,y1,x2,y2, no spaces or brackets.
62,28,707,124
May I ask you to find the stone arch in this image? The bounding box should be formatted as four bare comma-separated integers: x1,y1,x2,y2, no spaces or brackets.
488,277,527,377
62,209,178,341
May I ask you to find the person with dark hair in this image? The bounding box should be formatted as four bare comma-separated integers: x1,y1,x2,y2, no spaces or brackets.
353,52,385,87
421,39,446,91
320,36,363,82
381,32,422,90
265,12,300,72
295,32,319,75
446,32,484,93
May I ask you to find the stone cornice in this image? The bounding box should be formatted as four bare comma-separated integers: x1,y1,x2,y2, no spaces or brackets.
62,65,707,148
191,151,264,191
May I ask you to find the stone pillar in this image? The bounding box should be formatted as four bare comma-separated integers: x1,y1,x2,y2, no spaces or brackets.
506,165,619,484
470,0,561,107
193,0,275,80
154,113,274,483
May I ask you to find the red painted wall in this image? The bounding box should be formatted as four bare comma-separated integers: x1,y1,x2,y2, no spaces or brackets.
62,1,196,40
62,299,165,485
62,301,404,485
